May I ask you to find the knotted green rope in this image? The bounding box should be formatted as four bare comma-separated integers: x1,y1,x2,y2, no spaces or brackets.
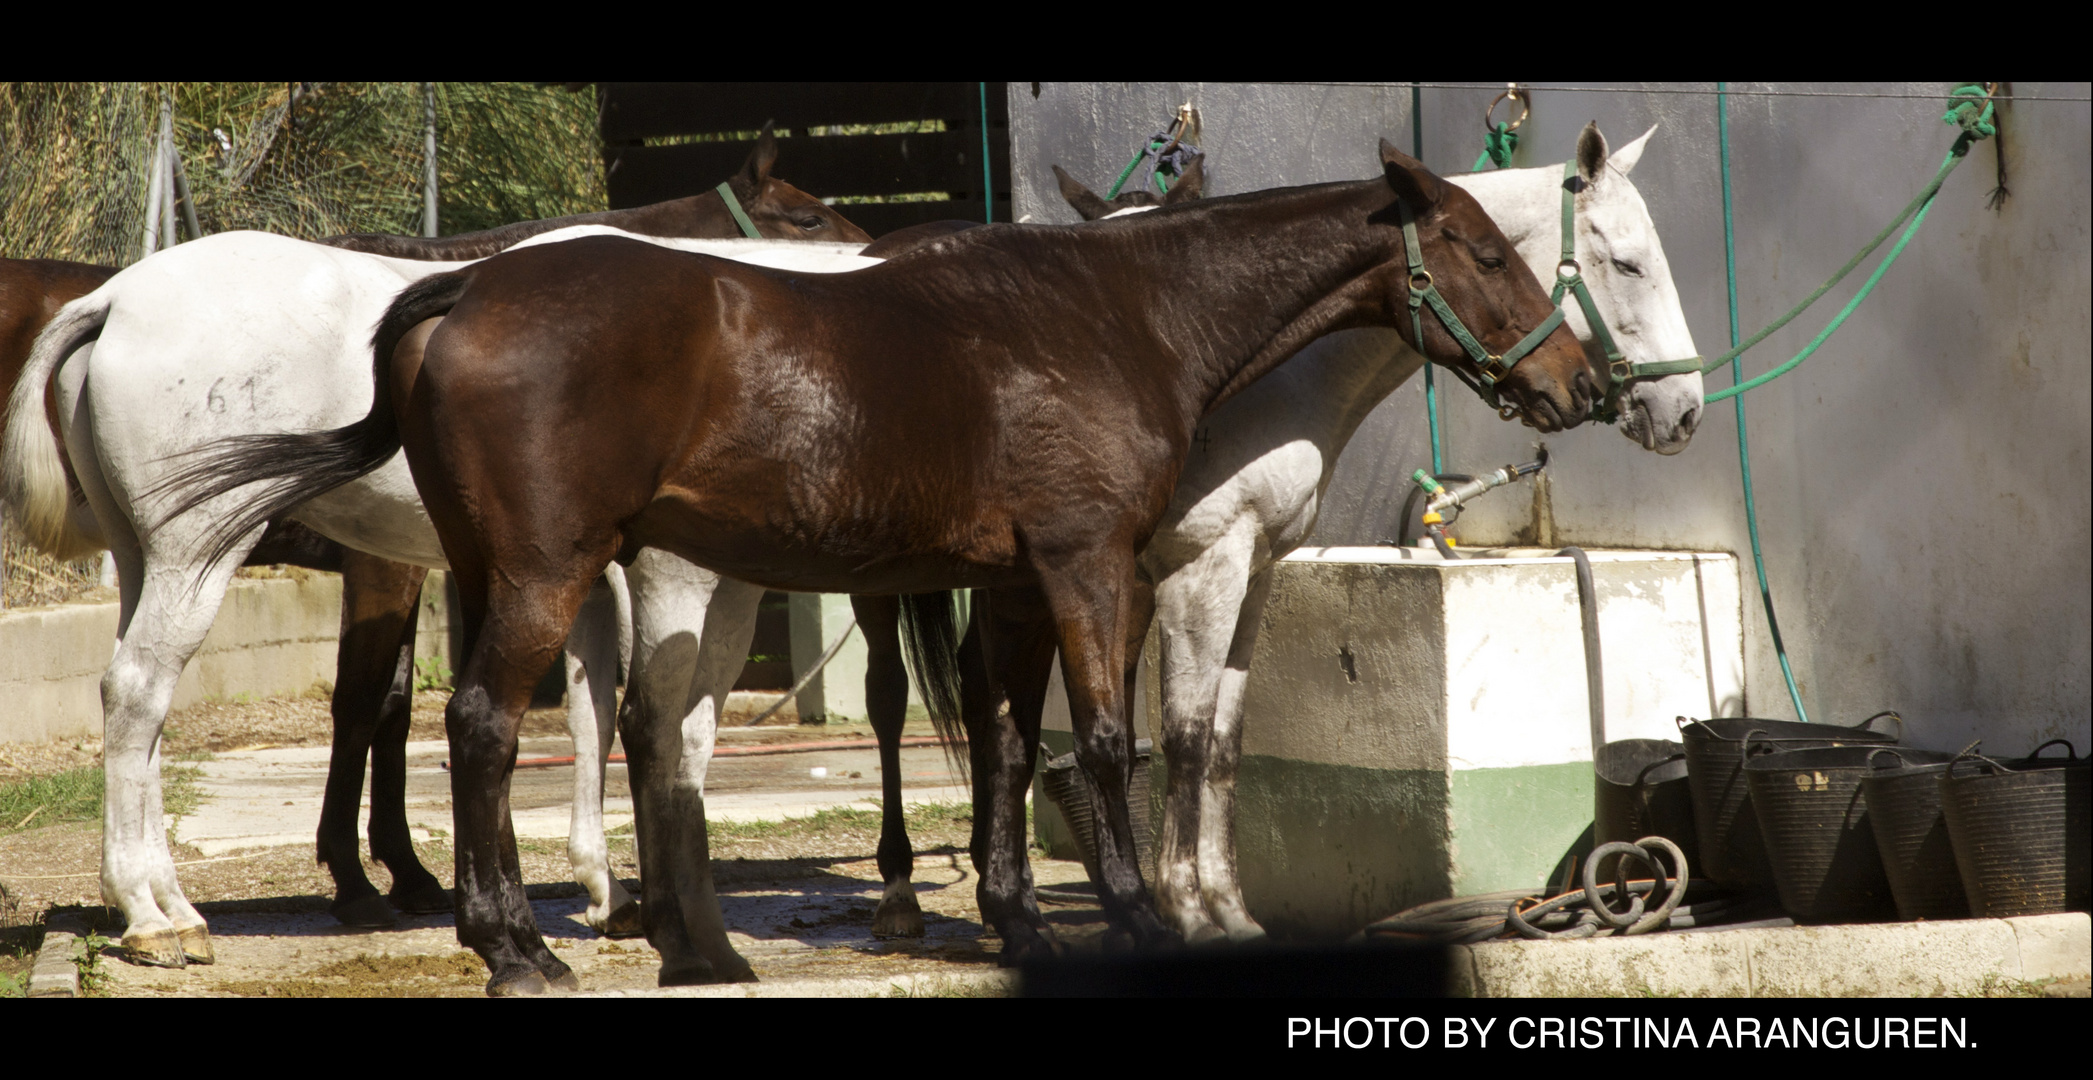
1471,121,1519,171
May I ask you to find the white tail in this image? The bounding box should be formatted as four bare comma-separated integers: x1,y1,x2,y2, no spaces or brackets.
3,290,109,560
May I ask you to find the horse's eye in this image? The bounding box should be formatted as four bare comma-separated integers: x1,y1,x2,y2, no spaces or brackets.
798,216,827,230
1611,258,1643,277
1479,257,1506,271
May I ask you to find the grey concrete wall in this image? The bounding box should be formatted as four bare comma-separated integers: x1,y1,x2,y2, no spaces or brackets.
1,572,347,744
1007,82,2091,759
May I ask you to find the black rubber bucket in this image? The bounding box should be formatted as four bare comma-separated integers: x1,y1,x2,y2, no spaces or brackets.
1040,739,1155,888
1743,745,1901,922
1859,746,1968,921
1939,740,2091,917
1679,713,1901,892
1593,739,1699,880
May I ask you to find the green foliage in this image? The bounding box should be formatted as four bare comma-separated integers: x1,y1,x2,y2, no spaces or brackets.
2,82,605,265
415,656,453,692
0,971,22,998
73,931,110,996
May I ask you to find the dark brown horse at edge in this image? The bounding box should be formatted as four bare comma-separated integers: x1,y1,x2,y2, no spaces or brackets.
174,141,1600,995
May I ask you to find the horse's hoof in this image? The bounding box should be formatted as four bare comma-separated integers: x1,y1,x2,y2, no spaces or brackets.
486,970,553,997
177,925,216,965
1184,922,1229,947
544,966,581,993
871,896,925,939
1102,927,1138,953
121,928,187,969
389,881,454,916
332,893,398,929
1224,924,1269,946
600,899,645,939
996,928,1063,967
657,958,716,987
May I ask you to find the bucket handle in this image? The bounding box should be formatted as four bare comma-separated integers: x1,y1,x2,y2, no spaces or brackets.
1946,740,2012,780
1867,746,1914,771
1739,728,1774,760
1853,710,1904,740
1634,752,1687,789
2024,738,2079,762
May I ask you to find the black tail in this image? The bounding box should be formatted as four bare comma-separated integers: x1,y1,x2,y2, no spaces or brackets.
899,590,968,782
148,269,477,573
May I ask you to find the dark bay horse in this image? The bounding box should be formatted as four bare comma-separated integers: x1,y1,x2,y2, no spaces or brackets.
176,142,1597,994
1,127,868,966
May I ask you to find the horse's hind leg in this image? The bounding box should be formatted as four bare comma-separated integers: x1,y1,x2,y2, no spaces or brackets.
620,550,760,985
851,594,924,938
444,556,597,996
100,550,252,968
315,551,445,927
564,569,640,937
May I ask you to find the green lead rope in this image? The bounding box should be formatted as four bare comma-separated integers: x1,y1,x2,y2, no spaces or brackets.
1472,121,1519,172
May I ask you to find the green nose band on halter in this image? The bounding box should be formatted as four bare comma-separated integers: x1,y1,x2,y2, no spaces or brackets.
1550,161,1702,424
716,181,762,239
1399,199,1566,418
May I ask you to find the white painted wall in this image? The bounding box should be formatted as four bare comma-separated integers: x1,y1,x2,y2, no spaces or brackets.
1009,82,2091,758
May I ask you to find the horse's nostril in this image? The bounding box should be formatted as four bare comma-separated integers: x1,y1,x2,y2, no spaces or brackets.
1680,406,1702,434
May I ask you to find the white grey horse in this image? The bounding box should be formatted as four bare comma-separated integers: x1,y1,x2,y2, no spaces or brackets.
562,123,1705,945
1,226,872,974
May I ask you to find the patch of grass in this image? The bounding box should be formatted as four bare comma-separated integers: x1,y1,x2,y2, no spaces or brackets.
1963,971,2061,998
0,767,102,835
882,974,1006,998
1,761,209,836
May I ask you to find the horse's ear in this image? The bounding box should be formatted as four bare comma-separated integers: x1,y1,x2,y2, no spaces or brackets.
1607,123,1658,177
1576,122,1611,184
1380,139,1447,209
1054,164,1115,221
738,120,780,192
1162,155,1204,205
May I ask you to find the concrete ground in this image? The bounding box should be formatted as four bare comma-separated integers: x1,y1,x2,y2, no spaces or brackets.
173,725,970,857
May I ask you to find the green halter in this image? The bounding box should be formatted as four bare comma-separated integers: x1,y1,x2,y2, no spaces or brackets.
1547,160,1703,424
715,181,761,239
1399,199,1567,420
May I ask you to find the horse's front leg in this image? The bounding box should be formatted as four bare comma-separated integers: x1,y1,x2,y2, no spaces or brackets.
620,550,760,985
1198,566,1273,942
564,569,641,937
966,587,1061,962
1036,556,1175,950
1148,525,1259,944
851,594,925,937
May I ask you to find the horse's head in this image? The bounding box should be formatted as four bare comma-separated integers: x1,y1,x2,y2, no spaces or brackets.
723,123,874,244
1053,158,1205,220
1560,123,1703,453
1377,142,1594,432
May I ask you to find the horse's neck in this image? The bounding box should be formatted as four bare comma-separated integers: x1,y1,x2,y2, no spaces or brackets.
1265,167,1565,460
1090,181,1397,425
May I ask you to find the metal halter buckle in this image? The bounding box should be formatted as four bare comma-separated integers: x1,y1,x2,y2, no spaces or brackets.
1410,270,1434,292
1478,356,1510,384
1556,258,1582,281
1610,357,1634,383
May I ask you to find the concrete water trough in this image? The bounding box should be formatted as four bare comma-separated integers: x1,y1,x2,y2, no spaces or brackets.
1035,545,1745,940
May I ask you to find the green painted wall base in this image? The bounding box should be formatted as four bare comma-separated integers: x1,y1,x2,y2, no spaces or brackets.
1232,754,1594,940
